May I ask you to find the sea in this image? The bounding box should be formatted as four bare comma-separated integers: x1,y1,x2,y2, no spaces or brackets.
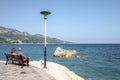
0,44,120,80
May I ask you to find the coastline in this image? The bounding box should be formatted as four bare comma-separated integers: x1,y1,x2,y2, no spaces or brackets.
0,60,84,80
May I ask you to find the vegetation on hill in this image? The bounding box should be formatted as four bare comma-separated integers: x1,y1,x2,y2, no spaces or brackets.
0,26,71,44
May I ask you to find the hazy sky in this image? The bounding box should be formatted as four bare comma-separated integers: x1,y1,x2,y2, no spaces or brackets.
0,0,120,43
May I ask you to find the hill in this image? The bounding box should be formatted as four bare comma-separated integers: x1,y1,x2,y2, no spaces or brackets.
0,26,72,44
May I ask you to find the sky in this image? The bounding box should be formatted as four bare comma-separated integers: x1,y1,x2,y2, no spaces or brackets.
0,0,120,43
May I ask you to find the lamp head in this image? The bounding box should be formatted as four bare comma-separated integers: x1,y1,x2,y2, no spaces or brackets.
40,11,51,19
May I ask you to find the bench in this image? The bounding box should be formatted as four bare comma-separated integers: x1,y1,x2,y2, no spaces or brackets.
4,53,29,68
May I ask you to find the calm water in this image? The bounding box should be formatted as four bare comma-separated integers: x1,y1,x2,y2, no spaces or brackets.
0,44,120,80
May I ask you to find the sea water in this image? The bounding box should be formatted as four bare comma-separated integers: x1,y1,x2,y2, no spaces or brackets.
0,44,120,80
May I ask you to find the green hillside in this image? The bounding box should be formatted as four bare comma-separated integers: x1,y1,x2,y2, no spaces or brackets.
0,26,71,44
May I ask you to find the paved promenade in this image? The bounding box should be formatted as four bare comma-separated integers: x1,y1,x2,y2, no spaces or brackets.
0,61,55,80
0,61,84,80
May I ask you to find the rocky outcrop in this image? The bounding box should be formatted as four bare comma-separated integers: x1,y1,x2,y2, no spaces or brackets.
30,61,85,80
53,47,76,57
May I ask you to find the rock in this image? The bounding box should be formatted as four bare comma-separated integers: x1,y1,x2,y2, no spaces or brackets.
53,47,76,57
30,61,85,80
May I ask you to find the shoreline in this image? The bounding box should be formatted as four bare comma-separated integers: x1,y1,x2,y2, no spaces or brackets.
0,60,84,80
1,43,120,45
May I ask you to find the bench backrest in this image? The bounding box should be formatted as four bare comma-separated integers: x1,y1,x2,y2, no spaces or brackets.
12,55,20,61
4,53,20,61
4,53,12,60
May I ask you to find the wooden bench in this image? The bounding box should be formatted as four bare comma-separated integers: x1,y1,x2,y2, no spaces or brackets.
4,53,29,68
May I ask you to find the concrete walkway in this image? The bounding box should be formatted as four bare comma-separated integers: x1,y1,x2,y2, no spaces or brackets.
0,62,55,80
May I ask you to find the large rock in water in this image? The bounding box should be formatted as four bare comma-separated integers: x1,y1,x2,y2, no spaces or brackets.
53,47,76,57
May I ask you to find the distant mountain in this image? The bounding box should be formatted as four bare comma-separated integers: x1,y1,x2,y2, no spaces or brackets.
0,26,72,44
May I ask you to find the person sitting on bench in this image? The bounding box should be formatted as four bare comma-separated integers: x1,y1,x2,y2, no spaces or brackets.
17,48,30,63
11,48,17,55
17,48,24,56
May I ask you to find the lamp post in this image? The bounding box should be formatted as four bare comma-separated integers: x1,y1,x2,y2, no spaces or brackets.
40,11,51,68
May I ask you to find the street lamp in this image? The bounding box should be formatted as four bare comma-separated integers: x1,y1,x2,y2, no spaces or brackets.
40,11,51,68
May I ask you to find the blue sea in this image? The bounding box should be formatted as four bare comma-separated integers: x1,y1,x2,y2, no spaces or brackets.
0,44,120,80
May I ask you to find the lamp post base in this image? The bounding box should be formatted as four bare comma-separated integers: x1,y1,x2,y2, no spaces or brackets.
44,46,47,68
